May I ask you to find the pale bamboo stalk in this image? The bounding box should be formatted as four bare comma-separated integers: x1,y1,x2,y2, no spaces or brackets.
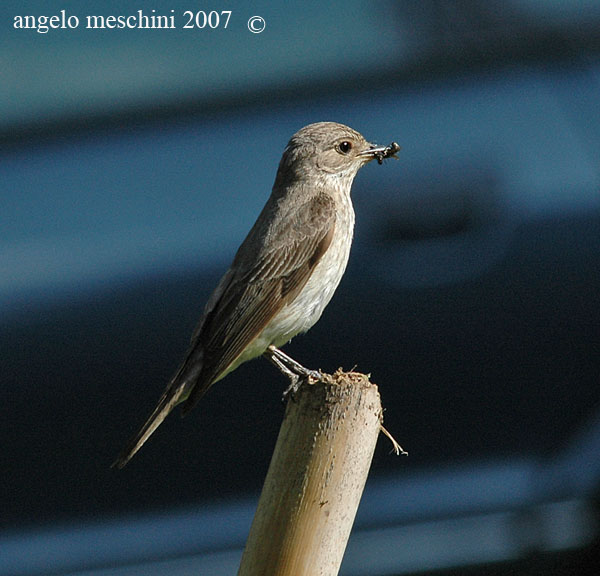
237,370,382,576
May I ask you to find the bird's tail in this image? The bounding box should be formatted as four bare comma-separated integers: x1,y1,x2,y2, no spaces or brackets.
112,349,203,469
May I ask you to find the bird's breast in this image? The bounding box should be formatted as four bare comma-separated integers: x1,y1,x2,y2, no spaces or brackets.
268,193,355,346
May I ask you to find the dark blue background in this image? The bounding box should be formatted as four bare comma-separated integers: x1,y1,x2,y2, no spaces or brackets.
2,2,600,574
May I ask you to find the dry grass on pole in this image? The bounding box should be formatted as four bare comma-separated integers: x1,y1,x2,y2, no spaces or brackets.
237,369,394,576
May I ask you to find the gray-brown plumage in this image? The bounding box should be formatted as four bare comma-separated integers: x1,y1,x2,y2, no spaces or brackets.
113,122,399,468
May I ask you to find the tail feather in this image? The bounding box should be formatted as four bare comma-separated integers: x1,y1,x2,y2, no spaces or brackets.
112,388,182,469
112,349,204,469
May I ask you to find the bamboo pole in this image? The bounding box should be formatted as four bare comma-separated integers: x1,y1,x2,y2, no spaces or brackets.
237,369,383,576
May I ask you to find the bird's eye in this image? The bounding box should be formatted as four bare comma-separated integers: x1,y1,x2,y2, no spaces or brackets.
336,141,353,155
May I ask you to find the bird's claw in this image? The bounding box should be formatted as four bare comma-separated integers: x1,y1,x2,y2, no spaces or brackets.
281,369,323,401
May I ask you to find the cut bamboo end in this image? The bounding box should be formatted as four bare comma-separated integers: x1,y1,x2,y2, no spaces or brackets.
238,370,382,576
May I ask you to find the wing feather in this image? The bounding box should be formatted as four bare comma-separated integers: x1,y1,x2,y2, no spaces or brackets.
181,192,336,412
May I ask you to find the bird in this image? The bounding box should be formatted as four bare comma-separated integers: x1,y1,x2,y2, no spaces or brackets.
113,122,399,468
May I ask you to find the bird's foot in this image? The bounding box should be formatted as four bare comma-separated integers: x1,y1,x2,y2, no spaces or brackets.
263,345,323,400
280,370,323,401
281,374,301,400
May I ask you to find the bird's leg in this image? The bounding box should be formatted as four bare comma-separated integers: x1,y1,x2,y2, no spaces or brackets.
263,345,322,399
267,346,322,379
263,349,301,394
266,345,323,381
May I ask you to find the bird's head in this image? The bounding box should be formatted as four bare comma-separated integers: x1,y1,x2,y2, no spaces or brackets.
275,122,399,187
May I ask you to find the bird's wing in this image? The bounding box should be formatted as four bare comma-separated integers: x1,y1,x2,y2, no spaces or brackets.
181,192,336,412
112,193,336,467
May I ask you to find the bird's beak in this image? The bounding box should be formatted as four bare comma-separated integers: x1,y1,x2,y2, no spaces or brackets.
358,142,401,165
358,144,389,158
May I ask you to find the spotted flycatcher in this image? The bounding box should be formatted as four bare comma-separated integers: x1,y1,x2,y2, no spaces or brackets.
113,122,399,467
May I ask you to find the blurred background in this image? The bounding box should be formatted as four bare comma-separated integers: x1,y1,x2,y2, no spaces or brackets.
2,1,600,574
